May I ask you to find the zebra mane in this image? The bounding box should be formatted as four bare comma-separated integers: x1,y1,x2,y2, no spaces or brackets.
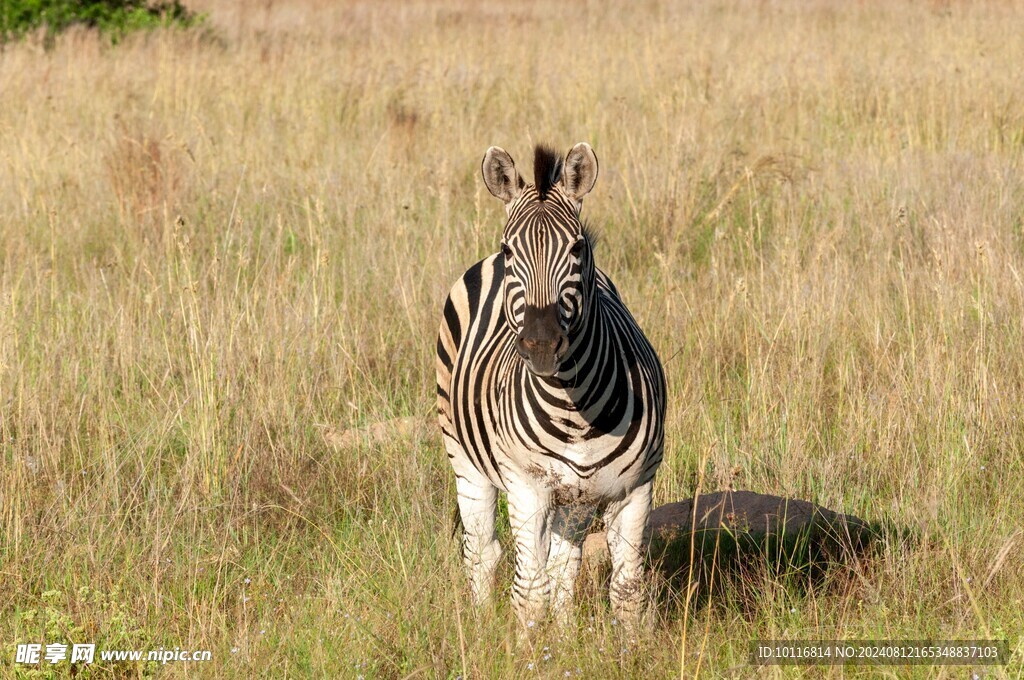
533,145,563,199
581,221,599,249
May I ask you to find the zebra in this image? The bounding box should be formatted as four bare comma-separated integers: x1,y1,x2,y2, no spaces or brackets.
436,142,666,627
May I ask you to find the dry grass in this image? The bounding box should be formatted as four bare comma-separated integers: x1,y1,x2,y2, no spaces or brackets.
1,0,1023,676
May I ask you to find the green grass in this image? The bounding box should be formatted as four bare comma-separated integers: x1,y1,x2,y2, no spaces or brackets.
1,0,1023,677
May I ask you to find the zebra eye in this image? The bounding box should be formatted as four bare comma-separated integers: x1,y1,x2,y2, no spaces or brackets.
570,239,585,257
501,243,513,260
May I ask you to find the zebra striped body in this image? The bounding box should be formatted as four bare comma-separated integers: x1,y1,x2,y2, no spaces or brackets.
437,143,666,626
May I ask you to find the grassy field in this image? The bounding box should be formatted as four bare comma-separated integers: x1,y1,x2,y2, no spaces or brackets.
2,0,1023,676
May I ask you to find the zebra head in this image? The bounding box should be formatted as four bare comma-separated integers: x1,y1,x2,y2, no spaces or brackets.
481,143,600,377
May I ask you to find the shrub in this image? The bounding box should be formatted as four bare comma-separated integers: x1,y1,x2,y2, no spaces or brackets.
0,0,203,45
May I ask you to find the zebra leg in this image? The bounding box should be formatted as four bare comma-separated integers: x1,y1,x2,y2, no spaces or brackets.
506,486,552,628
547,505,594,624
454,473,501,604
604,481,653,627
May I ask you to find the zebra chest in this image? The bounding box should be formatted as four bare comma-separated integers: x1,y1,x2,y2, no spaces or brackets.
495,430,640,506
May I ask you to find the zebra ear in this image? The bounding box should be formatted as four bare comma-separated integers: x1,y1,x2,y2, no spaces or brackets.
561,143,599,203
481,147,524,204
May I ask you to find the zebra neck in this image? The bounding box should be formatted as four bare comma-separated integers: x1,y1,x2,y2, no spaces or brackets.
549,293,610,395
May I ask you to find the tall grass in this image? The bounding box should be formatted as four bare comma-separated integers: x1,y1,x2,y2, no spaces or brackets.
1,0,1022,676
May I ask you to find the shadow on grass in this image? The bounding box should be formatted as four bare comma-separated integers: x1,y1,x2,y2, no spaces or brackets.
582,490,917,617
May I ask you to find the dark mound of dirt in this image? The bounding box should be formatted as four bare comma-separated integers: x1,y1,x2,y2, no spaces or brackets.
584,490,875,591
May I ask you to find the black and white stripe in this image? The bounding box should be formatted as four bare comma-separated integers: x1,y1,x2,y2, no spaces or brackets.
436,143,666,626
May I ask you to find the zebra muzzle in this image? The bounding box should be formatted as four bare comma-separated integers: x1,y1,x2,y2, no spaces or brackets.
516,304,569,377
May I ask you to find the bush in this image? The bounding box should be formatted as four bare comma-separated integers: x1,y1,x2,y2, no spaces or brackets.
0,0,203,45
